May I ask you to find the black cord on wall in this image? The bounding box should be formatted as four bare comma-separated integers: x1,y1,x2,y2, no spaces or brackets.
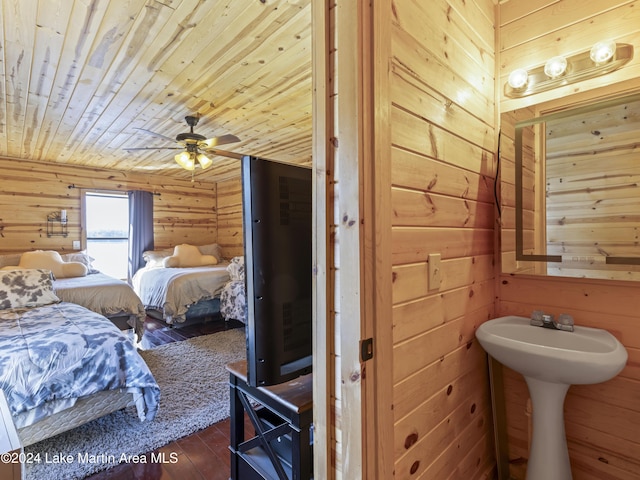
494,130,502,219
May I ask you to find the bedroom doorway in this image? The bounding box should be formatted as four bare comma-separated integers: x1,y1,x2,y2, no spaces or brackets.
83,191,129,280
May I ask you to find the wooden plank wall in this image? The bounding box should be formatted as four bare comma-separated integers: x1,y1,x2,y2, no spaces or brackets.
215,173,244,259
0,157,220,255
497,1,640,478
310,1,332,478
387,0,498,478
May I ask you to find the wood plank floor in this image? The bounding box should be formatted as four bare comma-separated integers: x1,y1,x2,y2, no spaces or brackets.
86,315,249,480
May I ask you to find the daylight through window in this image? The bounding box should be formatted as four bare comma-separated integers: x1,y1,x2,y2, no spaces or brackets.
84,192,129,279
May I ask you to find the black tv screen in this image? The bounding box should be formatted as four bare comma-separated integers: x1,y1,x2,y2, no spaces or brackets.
241,156,313,387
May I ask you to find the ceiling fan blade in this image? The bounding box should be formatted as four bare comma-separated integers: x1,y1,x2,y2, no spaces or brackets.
200,134,241,149
133,127,176,143
203,148,244,160
124,146,182,151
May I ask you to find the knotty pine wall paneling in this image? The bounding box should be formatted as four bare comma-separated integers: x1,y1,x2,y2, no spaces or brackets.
0,157,218,255
497,1,640,478
387,0,498,478
215,175,244,259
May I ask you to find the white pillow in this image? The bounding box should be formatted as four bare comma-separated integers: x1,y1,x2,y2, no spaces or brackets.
142,248,174,268
61,251,98,273
197,243,224,263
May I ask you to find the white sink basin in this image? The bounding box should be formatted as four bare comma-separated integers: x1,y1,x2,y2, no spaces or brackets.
476,315,628,480
476,315,627,384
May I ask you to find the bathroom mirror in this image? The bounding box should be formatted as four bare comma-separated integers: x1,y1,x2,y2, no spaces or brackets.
500,91,640,281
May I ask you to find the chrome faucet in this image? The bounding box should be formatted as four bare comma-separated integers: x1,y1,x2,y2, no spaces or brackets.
530,310,574,332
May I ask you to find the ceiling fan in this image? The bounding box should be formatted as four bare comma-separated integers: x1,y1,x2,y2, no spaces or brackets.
127,115,241,171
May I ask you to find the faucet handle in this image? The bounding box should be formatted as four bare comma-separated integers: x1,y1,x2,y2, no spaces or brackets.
530,310,545,327
557,313,574,332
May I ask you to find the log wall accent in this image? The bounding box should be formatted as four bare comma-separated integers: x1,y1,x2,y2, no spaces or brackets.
386,0,498,478
498,1,640,478
0,157,221,256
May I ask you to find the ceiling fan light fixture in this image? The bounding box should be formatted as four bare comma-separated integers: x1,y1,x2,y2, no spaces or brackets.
132,115,241,170
175,151,195,170
196,152,212,169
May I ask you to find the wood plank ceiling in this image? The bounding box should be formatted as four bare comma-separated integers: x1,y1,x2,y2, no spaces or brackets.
0,0,312,182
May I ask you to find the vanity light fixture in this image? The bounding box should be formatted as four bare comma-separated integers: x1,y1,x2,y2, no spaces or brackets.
590,40,616,64
508,68,529,89
543,56,567,79
504,42,634,98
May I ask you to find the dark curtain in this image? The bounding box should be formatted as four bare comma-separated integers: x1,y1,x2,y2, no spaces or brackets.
128,190,154,284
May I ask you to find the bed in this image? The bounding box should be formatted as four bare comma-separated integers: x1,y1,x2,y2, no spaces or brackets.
132,263,230,326
53,272,146,336
0,250,146,340
132,243,231,329
0,269,160,447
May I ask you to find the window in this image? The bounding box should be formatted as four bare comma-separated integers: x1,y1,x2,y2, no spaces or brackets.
84,191,129,279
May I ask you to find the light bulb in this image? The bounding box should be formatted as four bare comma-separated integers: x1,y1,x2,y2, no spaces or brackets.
544,56,568,79
508,69,529,89
590,40,616,64
196,153,212,169
174,151,195,171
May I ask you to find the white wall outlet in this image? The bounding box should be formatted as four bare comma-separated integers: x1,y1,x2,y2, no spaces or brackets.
428,253,442,290
72,240,81,249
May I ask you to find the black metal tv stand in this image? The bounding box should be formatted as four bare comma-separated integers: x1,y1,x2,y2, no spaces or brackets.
226,360,313,480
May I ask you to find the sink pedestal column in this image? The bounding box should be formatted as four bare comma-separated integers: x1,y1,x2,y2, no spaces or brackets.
524,377,572,480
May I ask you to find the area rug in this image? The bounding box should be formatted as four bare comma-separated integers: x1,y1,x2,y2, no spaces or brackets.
24,327,246,480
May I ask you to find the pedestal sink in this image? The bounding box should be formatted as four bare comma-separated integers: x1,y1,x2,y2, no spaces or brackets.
476,315,627,480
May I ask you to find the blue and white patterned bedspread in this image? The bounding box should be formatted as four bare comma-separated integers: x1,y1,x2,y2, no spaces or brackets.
0,302,160,428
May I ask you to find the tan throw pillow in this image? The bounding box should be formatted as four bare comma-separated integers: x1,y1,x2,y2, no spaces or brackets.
163,244,218,268
19,250,88,278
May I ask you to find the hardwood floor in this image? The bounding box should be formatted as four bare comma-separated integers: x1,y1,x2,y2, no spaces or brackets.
86,315,248,480
137,314,245,350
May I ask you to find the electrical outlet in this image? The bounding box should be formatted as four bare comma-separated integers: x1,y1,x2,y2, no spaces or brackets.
72,240,81,249
428,253,442,291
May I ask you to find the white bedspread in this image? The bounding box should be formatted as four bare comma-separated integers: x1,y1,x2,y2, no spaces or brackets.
132,264,230,324
53,273,146,323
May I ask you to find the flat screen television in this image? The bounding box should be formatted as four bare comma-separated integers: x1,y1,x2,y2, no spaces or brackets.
241,156,313,387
